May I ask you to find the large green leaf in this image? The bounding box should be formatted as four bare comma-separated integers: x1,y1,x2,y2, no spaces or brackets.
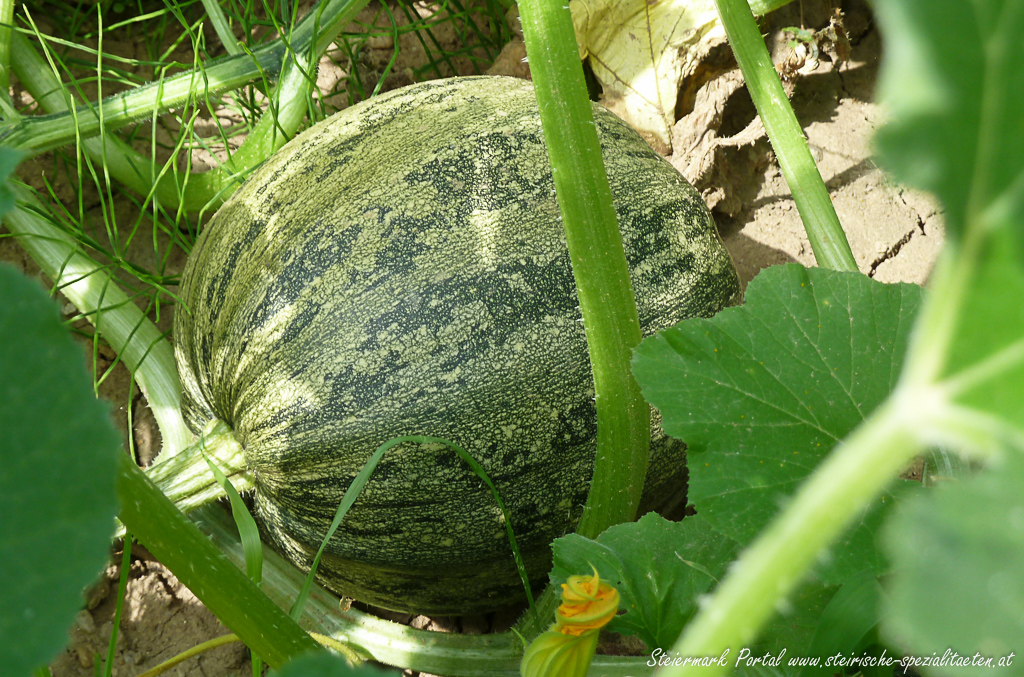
882,451,1024,674
873,0,1024,245
0,263,120,675
632,264,923,583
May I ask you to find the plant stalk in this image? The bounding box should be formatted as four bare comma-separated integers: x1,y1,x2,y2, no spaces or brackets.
3,185,192,455
145,419,252,512
116,453,322,667
0,0,14,93
195,504,655,676
661,394,921,675
5,0,368,178
517,0,650,541
715,0,858,272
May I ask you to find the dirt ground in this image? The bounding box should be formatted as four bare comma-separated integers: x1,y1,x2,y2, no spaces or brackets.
1,0,942,675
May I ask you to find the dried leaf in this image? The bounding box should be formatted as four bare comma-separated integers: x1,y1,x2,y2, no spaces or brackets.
571,0,725,154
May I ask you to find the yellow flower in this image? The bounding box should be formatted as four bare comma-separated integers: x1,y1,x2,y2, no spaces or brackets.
520,568,621,677
554,568,620,636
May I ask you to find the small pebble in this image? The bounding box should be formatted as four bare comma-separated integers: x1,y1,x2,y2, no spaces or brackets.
75,609,96,633
75,645,94,669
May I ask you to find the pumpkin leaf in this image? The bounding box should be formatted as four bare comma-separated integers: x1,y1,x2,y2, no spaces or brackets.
551,512,740,649
0,263,120,675
873,0,1024,448
270,651,398,675
569,0,724,154
882,451,1024,669
873,0,1024,245
632,264,924,584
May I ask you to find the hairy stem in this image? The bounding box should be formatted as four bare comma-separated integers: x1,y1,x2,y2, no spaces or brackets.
3,185,191,455
715,0,857,272
518,0,649,542
662,395,920,675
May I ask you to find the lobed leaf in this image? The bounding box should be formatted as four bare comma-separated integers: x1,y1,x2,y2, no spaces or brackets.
632,264,924,584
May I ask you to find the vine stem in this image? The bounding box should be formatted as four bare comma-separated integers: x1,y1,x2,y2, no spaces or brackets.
3,185,192,455
195,503,657,676
116,453,322,667
715,0,857,272
7,0,368,212
518,0,649,542
661,393,921,675
0,0,14,93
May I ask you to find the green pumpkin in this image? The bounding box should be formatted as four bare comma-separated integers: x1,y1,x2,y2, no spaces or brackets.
167,76,739,614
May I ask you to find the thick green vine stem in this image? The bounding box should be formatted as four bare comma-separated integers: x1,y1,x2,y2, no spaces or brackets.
715,0,858,272
514,0,652,642
145,419,251,513
2,186,192,455
517,0,650,541
116,453,322,667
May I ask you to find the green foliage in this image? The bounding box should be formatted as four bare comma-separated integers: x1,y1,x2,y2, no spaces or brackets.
800,570,884,674
0,263,120,675
870,0,1024,665
873,0,1024,441
633,264,924,583
873,0,1024,246
654,1,1024,671
551,513,738,650
883,452,1024,672
8,0,1024,673
551,512,845,664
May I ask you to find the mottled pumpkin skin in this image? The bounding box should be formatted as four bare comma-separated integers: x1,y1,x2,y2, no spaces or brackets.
175,76,739,614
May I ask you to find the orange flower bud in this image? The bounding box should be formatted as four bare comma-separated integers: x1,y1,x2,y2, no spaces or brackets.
554,568,620,636
520,568,620,677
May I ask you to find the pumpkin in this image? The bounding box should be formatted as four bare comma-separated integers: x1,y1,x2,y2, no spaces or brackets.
164,76,739,614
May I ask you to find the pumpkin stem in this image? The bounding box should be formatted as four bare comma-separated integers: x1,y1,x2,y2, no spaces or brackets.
146,419,253,514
